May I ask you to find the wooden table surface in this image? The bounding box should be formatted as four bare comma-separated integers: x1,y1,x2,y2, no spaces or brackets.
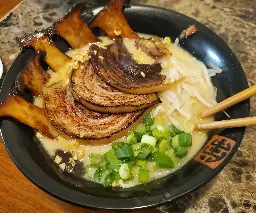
0,0,21,20
0,1,161,212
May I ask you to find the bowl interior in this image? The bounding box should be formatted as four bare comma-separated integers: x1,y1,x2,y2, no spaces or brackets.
0,5,249,210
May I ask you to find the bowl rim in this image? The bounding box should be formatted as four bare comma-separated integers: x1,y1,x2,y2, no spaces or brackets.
0,4,249,210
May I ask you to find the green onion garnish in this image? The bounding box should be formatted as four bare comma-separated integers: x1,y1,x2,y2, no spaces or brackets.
143,114,154,126
175,147,188,158
104,149,116,162
172,133,192,149
119,163,131,180
172,135,180,149
141,135,157,147
131,143,141,157
137,159,147,168
126,131,138,144
134,131,143,141
137,143,152,159
158,139,170,153
155,152,174,168
101,169,115,187
139,169,149,183
114,172,121,182
169,124,182,137
152,128,162,139
86,165,98,178
152,125,169,140
166,148,180,164
93,168,102,180
131,165,140,176
88,154,103,166
93,120,193,187
146,153,155,161
115,144,133,160
108,159,122,171
178,133,192,147
111,141,124,149
135,124,146,133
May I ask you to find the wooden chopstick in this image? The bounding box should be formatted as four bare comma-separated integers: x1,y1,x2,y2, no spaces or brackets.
194,116,256,130
200,85,256,118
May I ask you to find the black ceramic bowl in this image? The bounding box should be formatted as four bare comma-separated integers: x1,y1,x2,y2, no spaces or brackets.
0,4,249,210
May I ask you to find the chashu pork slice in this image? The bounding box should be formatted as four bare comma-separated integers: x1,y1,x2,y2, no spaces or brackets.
89,44,164,92
89,37,177,95
43,82,145,140
71,62,160,113
90,39,182,94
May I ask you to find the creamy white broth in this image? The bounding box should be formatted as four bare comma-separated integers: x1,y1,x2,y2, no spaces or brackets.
34,35,215,188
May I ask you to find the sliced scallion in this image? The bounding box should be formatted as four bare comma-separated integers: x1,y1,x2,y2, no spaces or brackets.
137,143,152,159
115,144,133,160
146,153,155,161
104,149,116,162
135,123,146,133
139,169,149,183
158,139,170,153
86,165,98,178
175,147,188,158
131,143,141,157
172,133,192,149
101,169,115,187
134,131,143,141
89,154,103,166
114,172,121,182
111,141,124,149
156,124,165,132
155,152,174,168
152,128,162,139
93,168,102,180
152,125,169,140
119,163,131,180
172,135,180,149
131,165,140,176
170,124,182,137
178,132,192,147
137,160,147,168
126,131,138,144
145,125,152,132
143,114,154,126
141,135,157,147
108,159,122,171
166,148,180,164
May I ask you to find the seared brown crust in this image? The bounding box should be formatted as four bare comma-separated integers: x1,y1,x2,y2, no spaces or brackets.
135,37,171,58
180,24,198,39
108,37,163,77
43,82,145,140
18,54,50,96
75,107,153,145
21,34,71,72
54,7,99,49
89,41,165,93
71,62,160,113
89,0,138,39
0,95,58,139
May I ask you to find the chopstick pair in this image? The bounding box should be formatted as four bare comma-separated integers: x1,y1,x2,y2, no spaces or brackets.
194,85,256,130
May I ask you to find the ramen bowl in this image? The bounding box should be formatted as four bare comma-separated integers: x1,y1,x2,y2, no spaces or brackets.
0,4,249,210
